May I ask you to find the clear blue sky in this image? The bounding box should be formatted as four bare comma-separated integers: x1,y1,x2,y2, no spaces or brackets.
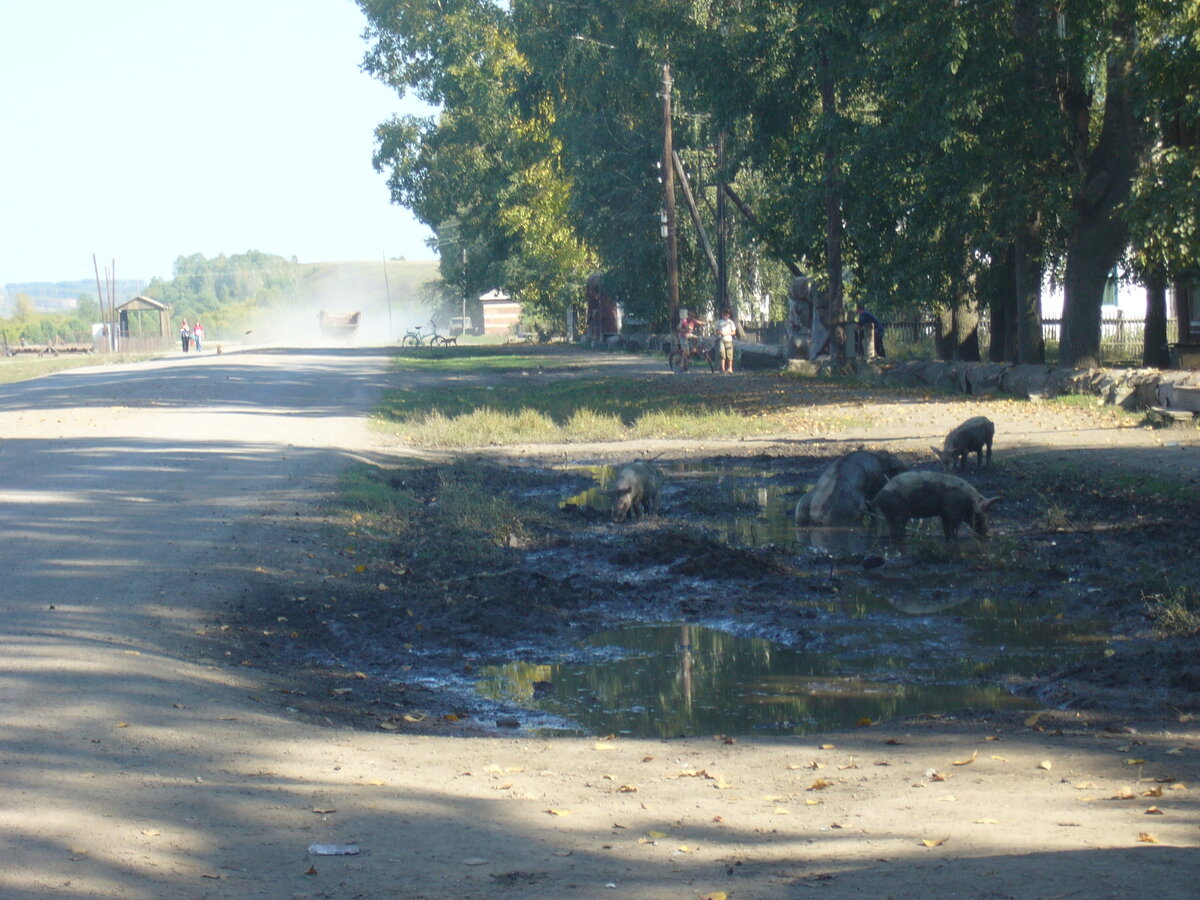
0,0,436,286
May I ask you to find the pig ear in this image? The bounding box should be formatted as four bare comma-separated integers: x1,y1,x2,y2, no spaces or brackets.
982,496,1001,510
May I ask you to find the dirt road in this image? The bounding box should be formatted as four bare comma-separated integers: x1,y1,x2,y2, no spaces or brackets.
0,347,1196,899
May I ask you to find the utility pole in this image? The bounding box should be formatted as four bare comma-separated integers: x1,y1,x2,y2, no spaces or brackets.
662,61,679,327
381,253,393,337
716,131,728,315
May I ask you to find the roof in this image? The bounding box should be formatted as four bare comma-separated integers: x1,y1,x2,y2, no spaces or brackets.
117,295,169,312
478,289,511,302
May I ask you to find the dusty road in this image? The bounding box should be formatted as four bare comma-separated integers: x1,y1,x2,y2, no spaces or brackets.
0,347,1197,900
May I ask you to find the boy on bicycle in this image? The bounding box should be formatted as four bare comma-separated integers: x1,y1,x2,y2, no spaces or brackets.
677,311,702,371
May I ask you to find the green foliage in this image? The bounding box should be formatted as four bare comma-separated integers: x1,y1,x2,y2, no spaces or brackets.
358,0,1200,354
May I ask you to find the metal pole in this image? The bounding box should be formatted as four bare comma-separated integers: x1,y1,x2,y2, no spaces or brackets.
382,253,393,337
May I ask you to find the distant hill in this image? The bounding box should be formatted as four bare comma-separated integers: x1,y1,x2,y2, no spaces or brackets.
1,279,144,314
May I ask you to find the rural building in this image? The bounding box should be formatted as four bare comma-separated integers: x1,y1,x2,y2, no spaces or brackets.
116,295,171,352
479,289,521,336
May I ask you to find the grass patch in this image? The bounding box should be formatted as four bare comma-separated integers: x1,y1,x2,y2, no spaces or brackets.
339,460,556,567
377,346,809,446
0,352,155,384
1143,580,1200,637
390,344,589,373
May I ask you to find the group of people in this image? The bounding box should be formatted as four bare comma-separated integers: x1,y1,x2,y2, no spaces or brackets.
179,319,205,353
677,307,741,374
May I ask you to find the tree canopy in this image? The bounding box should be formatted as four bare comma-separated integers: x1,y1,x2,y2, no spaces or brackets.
360,0,1200,365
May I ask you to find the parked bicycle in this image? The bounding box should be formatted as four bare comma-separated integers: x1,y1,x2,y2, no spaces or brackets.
402,319,458,347
667,336,716,373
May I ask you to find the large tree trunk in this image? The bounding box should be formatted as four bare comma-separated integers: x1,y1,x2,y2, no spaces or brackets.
954,301,982,362
985,247,1015,362
1143,273,1170,368
1013,219,1045,364
818,45,845,359
1059,16,1139,368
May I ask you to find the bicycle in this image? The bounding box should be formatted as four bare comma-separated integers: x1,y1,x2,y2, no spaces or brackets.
667,336,716,373
401,324,427,347
405,319,459,348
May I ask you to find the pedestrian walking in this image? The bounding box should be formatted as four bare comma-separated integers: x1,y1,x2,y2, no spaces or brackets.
180,319,192,353
192,320,204,352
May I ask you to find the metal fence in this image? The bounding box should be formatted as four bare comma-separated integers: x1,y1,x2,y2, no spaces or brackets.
885,314,1177,366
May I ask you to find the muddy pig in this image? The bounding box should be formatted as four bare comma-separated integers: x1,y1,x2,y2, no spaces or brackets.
612,461,664,522
869,471,1000,542
932,415,994,471
795,449,906,527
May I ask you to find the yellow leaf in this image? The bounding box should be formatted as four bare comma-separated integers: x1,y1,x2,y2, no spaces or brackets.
1145,806,1164,815
991,755,1008,762
647,830,668,839
773,807,790,815
921,837,949,848
1137,832,1159,843
1143,786,1164,798
354,564,367,573
1125,758,1146,765
546,808,571,816
805,798,821,806
618,784,638,793
975,819,999,825
116,722,129,728
702,893,729,900
594,743,616,752
820,743,836,750
807,778,833,791
856,717,872,727
1036,760,1053,770
952,750,978,766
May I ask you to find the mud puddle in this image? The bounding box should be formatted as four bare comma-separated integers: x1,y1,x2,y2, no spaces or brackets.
470,460,1111,737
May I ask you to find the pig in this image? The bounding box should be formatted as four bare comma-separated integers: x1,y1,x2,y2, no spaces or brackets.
795,449,907,527
611,461,664,523
869,471,1000,542
932,416,994,472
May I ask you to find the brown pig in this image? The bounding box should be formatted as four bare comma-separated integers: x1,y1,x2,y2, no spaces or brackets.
869,471,1000,542
612,461,664,523
932,416,994,471
795,449,906,527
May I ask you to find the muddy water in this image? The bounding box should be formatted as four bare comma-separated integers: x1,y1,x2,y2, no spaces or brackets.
476,602,1106,738
476,462,1112,737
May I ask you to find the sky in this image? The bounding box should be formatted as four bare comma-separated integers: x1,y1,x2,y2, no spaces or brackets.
0,0,437,286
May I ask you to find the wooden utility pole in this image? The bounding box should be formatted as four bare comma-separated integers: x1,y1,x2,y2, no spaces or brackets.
716,132,728,314
662,62,679,326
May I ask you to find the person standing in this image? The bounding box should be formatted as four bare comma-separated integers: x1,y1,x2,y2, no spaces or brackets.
180,319,191,353
192,320,204,353
716,307,738,374
855,303,886,358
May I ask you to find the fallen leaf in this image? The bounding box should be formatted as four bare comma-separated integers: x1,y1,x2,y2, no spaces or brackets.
856,717,873,727
618,784,638,793
1137,832,1159,843
991,755,1008,762
820,743,836,750
952,750,978,766
702,893,728,900
141,829,160,836
546,808,571,816
304,865,318,876
974,819,999,825
312,808,336,814
1125,758,1146,765
1024,712,1042,728
773,807,790,815
116,722,129,728
921,837,949,848
807,778,833,791
1145,806,1164,815
1036,760,1053,770
647,830,669,839
593,743,616,752
1113,787,1137,799
1143,786,1164,798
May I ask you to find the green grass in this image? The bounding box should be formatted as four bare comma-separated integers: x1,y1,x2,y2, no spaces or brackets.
1143,579,1200,637
0,352,155,384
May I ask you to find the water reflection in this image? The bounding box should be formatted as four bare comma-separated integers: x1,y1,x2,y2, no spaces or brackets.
475,618,1101,738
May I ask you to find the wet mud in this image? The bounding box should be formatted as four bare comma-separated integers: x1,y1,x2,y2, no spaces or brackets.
225,452,1200,737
